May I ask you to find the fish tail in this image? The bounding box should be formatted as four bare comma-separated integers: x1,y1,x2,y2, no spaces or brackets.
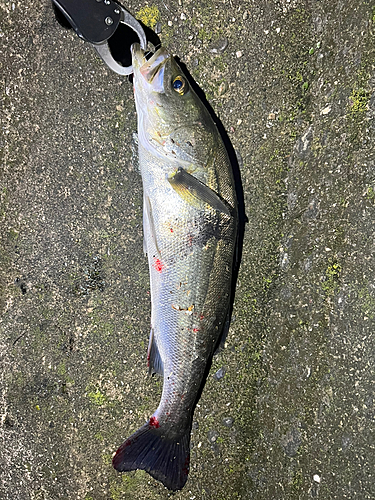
112,416,191,491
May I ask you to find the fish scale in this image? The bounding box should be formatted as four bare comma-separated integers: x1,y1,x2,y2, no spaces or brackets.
112,44,238,491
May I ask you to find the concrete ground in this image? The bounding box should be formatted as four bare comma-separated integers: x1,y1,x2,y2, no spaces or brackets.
1,0,374,498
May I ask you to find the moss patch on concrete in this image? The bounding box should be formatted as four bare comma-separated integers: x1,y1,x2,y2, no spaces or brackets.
136,5,160,29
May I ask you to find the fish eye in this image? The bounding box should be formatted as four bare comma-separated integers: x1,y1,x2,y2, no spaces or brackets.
172,76,187,95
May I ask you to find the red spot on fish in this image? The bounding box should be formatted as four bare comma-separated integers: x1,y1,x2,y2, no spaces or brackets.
153,258,164,273
170,227,174,233
193,328,200,333
199,314,205,320
149,416,160,428
147,353,150,367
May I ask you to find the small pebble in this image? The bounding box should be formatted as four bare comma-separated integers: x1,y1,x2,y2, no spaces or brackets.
154,22,162,34
207,430,219,443
209,37,229,54
217,81,228,96
268,112,276,120
168,20,173,26
313,474,321,483
213,366,226,381
222,417,234,428
236,50,242,58
180,12,186,20
320,105,331,115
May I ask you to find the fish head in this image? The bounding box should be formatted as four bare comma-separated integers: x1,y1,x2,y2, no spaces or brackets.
132,44,214,165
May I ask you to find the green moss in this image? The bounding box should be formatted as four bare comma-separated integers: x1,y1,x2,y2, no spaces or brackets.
358,285,375,319
101,453,113,466
321,260,342,297
136,5,160,29
198,27,210,41
290,468,304,492
348,88,369,115
346,52,372,151
159,22,175,43
86,387,106,406
110,471,144,499
57,362,66,376
95,431,104,442
366,186,375,202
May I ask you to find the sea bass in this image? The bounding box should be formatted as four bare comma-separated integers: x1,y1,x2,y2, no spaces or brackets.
112,44,238,490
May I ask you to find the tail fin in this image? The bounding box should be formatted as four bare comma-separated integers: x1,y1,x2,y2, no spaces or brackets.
112,418,191,491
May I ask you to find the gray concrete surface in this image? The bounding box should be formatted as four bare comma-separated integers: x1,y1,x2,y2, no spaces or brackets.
1,1,374,498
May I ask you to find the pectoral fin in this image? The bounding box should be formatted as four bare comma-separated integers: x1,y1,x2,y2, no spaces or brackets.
168,167,231,216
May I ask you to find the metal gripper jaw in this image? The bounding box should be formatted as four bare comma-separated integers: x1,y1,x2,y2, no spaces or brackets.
51,0,147,75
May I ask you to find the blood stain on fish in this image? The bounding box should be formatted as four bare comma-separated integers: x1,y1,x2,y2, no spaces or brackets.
149,416,160,428
153,258,164,273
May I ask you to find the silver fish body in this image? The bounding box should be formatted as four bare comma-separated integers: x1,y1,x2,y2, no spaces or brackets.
113,45,238,490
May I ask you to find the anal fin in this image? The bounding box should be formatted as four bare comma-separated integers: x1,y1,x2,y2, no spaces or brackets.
147,328,164,376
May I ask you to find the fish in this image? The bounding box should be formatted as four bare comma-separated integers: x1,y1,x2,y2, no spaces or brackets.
112,43,238,491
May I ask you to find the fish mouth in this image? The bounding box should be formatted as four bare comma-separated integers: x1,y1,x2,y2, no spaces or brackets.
132,44,170,92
